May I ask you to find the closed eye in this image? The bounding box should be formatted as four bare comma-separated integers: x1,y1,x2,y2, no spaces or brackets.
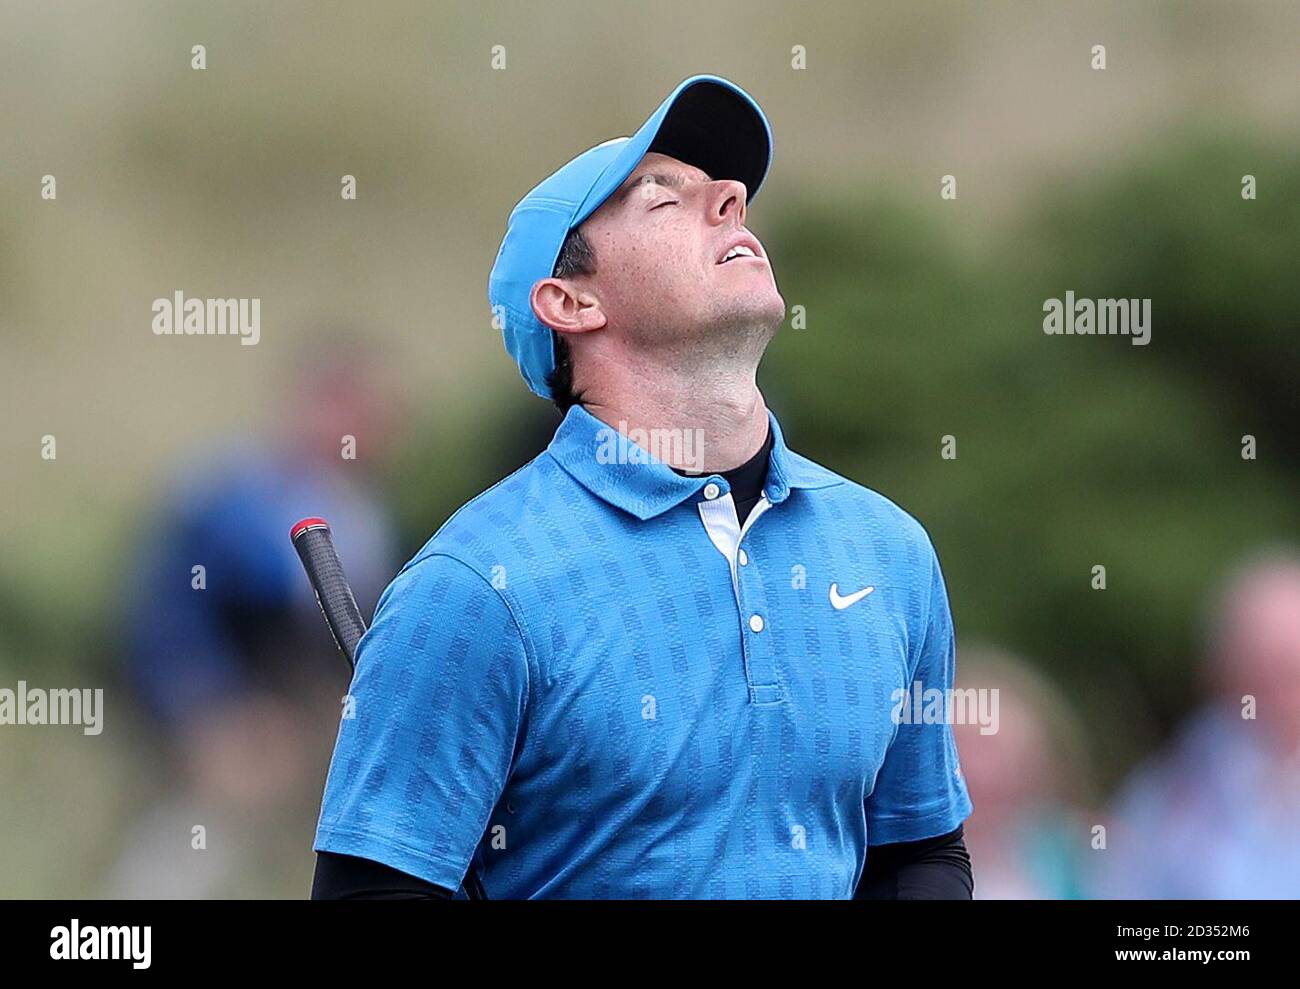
649,200,678,211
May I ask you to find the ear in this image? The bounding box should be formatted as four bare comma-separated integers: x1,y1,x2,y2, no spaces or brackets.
530,278,606,337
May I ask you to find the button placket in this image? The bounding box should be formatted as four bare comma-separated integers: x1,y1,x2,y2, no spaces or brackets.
695,491,784,705
736,528,782,704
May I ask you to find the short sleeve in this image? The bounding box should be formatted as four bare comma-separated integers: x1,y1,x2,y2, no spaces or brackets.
865,539,973,844
314,552,530,890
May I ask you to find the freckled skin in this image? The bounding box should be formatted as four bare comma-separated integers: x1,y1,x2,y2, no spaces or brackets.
575,152,786,369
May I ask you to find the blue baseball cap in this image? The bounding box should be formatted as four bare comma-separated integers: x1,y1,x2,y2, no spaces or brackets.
488,74,773,399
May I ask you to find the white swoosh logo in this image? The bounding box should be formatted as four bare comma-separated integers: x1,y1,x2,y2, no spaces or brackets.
829,583,875,610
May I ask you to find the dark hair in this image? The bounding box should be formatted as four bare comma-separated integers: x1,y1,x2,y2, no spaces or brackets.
546,227,596,412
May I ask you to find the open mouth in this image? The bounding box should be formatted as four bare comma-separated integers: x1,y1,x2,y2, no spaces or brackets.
716,234,767,265
718,244,760,264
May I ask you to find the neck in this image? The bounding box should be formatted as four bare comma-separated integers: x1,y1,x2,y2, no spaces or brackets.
577,351,769,473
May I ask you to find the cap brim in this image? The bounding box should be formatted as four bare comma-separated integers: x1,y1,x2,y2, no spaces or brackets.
574,75,772,225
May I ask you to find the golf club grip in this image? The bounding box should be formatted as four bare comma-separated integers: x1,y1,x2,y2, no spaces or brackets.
290,516,488,900
291,518,366,668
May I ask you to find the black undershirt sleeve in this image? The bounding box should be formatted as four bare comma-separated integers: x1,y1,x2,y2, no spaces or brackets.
311,851,455,900
855,825,974,900
314,827,973,900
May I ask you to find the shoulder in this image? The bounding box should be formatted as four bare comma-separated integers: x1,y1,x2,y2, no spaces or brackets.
786,447,936,560
400,450,585,586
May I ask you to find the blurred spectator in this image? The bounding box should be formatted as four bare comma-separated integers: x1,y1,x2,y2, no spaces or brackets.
1100,550,1300,899
955,648,1095,899
107,342,400,896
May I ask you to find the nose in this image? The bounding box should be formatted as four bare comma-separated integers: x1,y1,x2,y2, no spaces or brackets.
706,178,748,227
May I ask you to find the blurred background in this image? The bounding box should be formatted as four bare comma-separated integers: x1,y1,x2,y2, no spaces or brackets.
2,0,1298,898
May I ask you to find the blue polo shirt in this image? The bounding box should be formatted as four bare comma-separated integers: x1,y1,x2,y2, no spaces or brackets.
314,405,971,898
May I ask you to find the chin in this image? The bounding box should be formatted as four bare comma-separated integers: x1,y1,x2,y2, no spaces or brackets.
709,292,786,343
746,288,788,330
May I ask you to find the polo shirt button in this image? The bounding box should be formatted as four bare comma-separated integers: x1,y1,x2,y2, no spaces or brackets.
703,482,721,500
738,549,749,566
749,614,765,633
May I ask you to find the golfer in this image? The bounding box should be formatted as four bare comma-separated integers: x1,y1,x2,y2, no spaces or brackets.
312,74,973,899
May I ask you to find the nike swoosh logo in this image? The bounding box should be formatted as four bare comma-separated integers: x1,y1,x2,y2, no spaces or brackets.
829,583,875,610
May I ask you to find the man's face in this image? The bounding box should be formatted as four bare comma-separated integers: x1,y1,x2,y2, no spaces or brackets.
574,151,785,362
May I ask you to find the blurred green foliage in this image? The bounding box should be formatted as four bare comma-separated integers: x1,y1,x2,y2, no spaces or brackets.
760,134,1298,781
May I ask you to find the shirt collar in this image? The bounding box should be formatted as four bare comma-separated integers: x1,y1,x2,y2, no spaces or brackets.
546,404,843,521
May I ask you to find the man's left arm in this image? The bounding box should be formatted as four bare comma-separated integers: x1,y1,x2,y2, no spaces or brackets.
859,535,974,899
855,825,973,899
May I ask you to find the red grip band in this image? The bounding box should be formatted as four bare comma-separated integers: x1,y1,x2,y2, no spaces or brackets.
290,517,331,541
